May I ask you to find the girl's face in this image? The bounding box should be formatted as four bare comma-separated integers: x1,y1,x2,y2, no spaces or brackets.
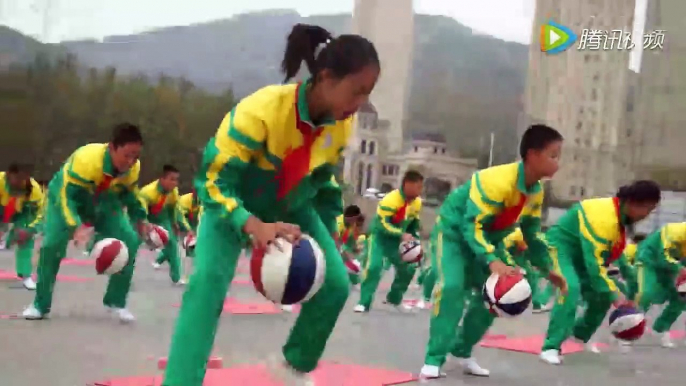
626,201,658,222
318,65,380,121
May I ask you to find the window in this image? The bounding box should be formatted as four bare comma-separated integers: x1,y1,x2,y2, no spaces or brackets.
576,121,582,130
570,186,576,195
369,141,376,155
591,89,597,101
433,147,438,154
382,165,388,175
441,148,446,154
360,140,367,154
356,162,365,195
580,187,586,197
366,164,373,190
414,146,418,152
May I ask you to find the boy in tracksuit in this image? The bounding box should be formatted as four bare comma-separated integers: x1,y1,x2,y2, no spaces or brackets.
338,206,365,285
161,24,381,386
0,164,44,290
420,125,567,380
142,165,188,284
540,180,661,365
22,123,150,323
635,223,686,348
355,170,424,313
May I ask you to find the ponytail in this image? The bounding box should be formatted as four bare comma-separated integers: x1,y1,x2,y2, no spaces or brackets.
616,180,661,204
281,24,332,83
281,23,379,84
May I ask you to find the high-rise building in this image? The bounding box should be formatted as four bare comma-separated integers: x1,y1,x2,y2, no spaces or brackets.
632,0,686,189
352,0,414,152
523,0,636,201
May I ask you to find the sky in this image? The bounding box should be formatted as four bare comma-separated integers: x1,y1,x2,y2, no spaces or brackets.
0,0,537,44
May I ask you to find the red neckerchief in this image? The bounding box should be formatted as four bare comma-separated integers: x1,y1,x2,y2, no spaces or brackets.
491,194,527,231
275,83,324,200
3,196,16,223
341,228,360,245
608,197,626,263
95,175,114,196
391,200,408,225
150,194,167,216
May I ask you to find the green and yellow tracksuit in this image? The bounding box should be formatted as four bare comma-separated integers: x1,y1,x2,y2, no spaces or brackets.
32,143,147,314
417,228,437,303
177,192,201,257
163,80,353,386
357,189,422,309
425,162,552,368
140,181,188,283
542,197,628,351
635,223,686,333
0,174,44,278
607,242,637,300
339,225,362,285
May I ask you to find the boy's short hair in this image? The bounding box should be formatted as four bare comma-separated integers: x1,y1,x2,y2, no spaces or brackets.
343,205,361,218
163,164,179,175
402,170,424,184
111,123,143,148
519,124,563,160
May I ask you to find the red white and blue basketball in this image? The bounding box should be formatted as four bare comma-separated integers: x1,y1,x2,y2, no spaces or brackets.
399,240,422,263
250,235,326,305
147,224,169,249
91,238,129,275
609,306,646,341
345,259,361,275
676,275,686,301
482,272,532,317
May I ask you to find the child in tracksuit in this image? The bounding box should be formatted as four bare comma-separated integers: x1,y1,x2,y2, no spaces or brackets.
161,23,380,386
540,180,661,364
420,125,568,380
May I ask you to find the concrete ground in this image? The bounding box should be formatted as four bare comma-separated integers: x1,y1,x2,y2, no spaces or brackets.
1,244,685,386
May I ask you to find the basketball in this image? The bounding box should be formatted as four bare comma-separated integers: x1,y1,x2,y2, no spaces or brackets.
147,224,169,249
345,259,361,275
609,306,646,341
482,272,532,317
91,238,129,275
250,235,326,305
676,274,686,301
399,239,422,263
183,233,196,250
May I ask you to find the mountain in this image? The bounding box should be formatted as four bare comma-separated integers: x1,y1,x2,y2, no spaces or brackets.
0,25,65,67
1,10,528,163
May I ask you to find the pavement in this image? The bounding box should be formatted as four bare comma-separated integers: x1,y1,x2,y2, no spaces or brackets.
1,244,686,386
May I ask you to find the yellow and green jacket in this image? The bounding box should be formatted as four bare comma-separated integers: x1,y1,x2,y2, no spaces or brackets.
636,222,686,274
312,176,345,235
50,143,147,229
0,172,44,232
371,189,422,240
437,162,550,273
623,243,637,265
178,192,202,231
547,197,630,295
139,180,189,230
196,80,352,235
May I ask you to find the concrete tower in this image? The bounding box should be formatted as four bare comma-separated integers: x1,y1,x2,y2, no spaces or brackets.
352,0,414,153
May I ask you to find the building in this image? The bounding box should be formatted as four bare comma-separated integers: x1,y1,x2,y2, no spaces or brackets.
632,0,686,189
342,102,478,199
523,0,636,201
352,0,414,153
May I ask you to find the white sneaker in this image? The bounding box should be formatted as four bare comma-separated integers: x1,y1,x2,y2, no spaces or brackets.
532,304,552,314
416,300,427,310
178,278,187,285
383,300,414,313
266,355,314,386
539,349,562,365
108,307,135,323
458,357,490,377
418,364,444,381
586,341,601,354
661,332,675,348
281,305,294,313
22,304,46,320
353,304,367,313
82,251,89,257
152,262,161,270
22,277,36,291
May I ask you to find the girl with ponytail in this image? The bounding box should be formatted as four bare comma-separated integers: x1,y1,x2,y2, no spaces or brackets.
540,179,661,365
163,23,379,386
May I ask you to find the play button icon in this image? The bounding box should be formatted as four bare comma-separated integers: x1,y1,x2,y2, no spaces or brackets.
541,20,577,54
